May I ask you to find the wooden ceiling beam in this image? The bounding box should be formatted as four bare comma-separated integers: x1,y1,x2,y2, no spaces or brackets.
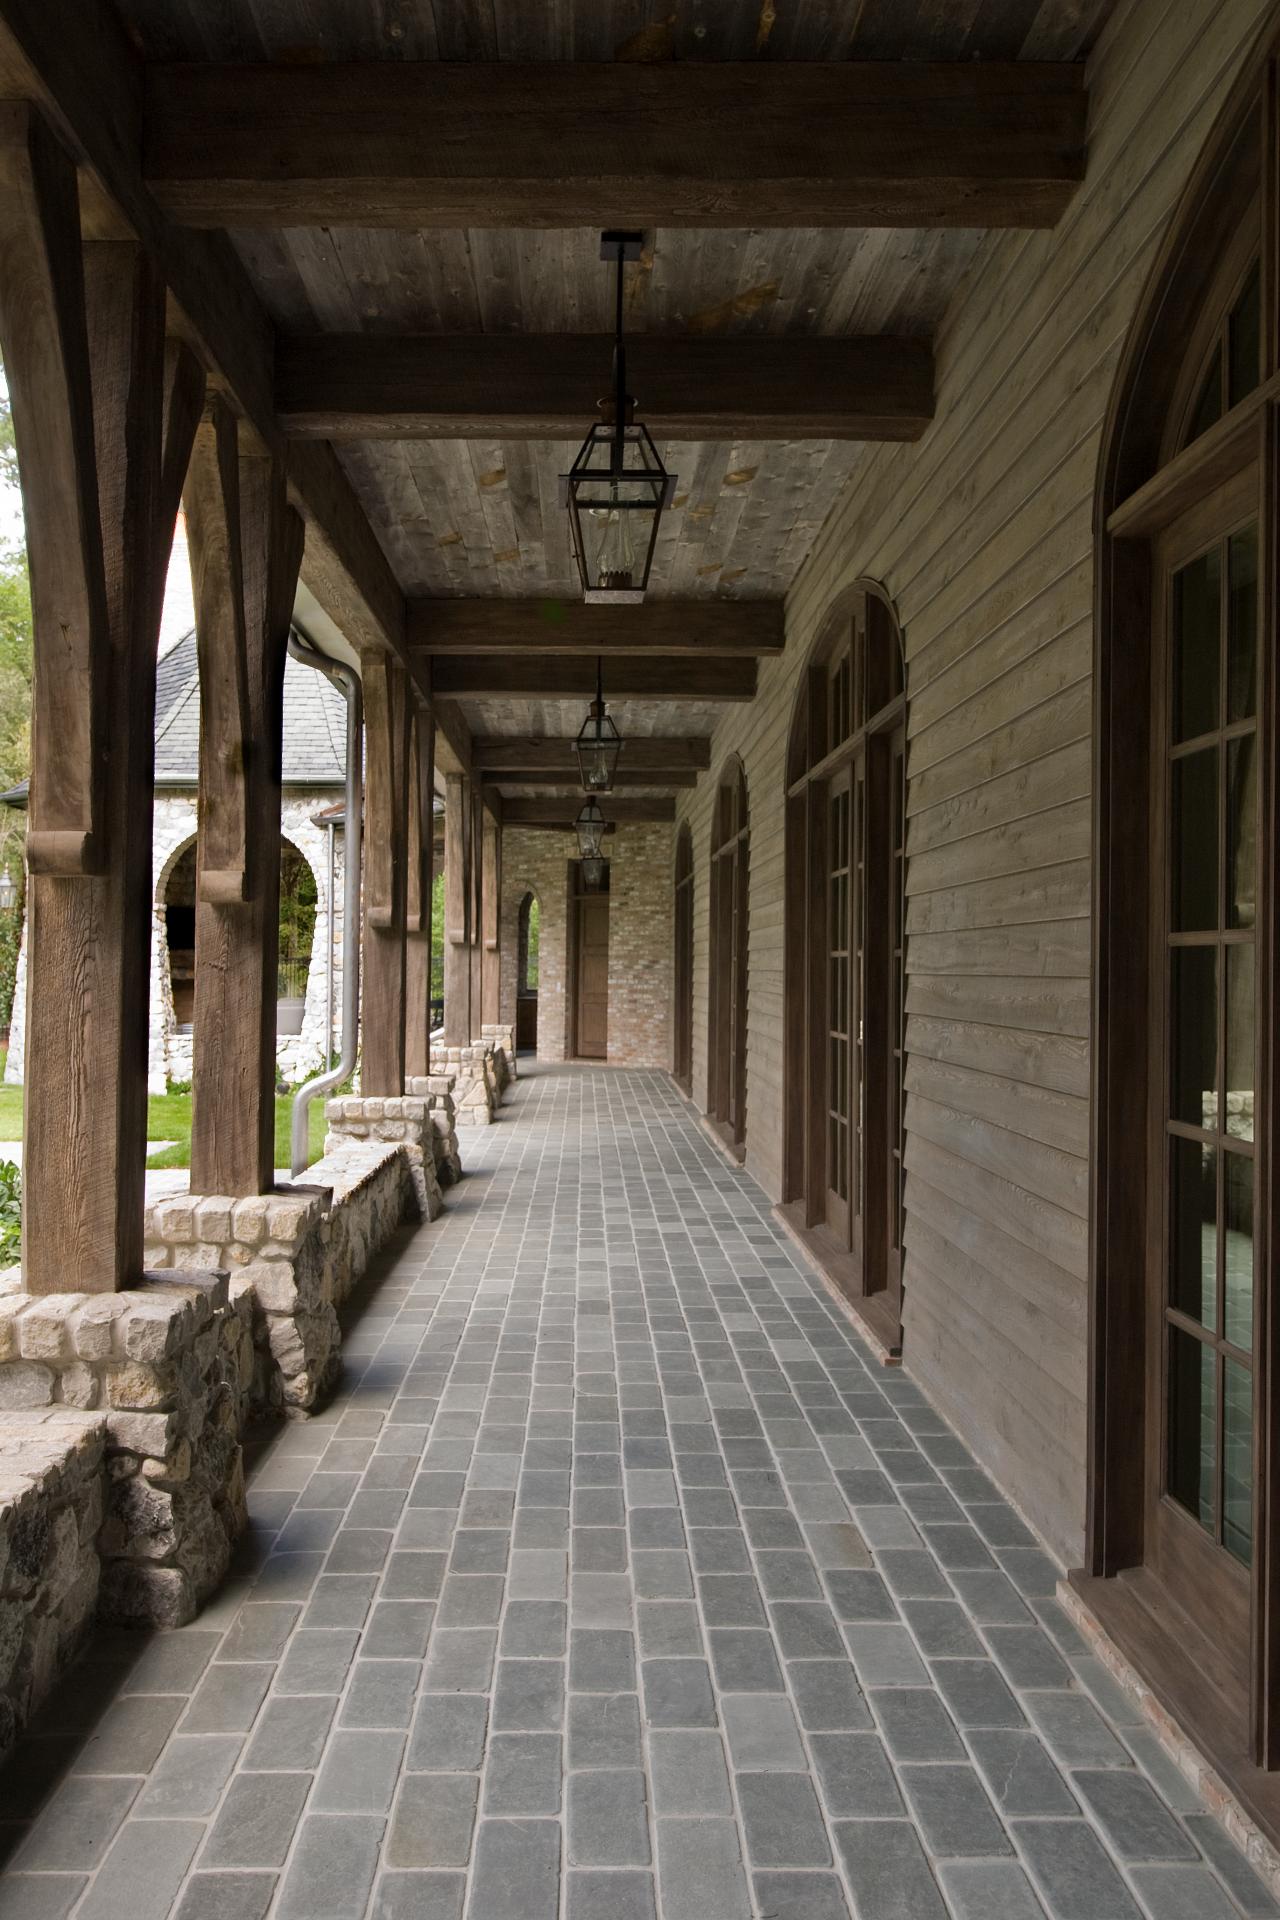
144,61,1086,231
410,598,782,657
279,335,934,443
473,736,711,773
481,768,698,789
429,655,756,702
504,796,676,826
0,0,415,671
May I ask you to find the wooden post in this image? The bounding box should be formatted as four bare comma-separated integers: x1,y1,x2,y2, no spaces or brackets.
0,104,203,1292
405,698,435,1078
361,650,410,1093
481,799,501,1030
187,400,304,1195
469,783,485,1037
442,770,471,1046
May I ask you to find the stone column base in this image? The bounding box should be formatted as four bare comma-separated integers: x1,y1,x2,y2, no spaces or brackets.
431,1044,499,1125
0,1273,249,1628
405,1075,463,1183
481,1023,517,1088
324,1097,444,1222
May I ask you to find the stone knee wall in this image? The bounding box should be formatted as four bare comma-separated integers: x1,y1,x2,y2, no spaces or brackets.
0,1409,105,1756
0,1278,249,1629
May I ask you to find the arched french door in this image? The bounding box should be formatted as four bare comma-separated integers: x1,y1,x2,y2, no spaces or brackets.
673,823,693,1093
708,760,748,1158
1087,23,1280,1809
783,584,906,1355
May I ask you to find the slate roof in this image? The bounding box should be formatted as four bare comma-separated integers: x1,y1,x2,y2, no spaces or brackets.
154,628,346,787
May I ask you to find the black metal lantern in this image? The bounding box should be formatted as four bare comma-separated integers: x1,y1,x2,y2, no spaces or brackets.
560,232,676,605
574,796,607,862
581,854,607,891
575,656,623,793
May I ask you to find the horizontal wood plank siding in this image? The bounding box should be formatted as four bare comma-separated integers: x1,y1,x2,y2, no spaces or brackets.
676,0,1274,1564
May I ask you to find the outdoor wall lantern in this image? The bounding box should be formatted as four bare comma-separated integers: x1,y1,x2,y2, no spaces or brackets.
560,231,676,604
575,655,623,793
0,870,17,912
581,854,607,891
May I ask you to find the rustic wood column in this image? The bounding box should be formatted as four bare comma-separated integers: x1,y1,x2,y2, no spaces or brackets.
0,105,203,1292
404,698,435,1079
442,770,471,1046
187,400,305,1195
361,650,411,1093
481,799,501,1030
469,783,485,1037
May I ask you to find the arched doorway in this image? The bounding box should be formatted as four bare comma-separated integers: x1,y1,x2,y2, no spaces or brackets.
1086,24,1279,1800
516,889,540,1053
159,833,319,1039
707,758,748,1159
782,584,905,1354
673,823,693,1094
161,840,198,1031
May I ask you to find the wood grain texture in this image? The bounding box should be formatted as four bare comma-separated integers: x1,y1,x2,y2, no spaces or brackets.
145,61,1087,229
430,654,757,701
278,333,935,442
405,701,435,1077
411,597,783,656
442,769,472,1043
361,650,411,1092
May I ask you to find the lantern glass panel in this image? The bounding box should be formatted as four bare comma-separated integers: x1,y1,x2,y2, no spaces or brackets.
575,706,622,792
562,422,674,605
581,854,606,890
575,801,607,860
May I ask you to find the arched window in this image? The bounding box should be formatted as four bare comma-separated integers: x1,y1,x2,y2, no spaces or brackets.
708,759,749,1158
673,824,694,1093
783,583,905,1355
1089,28,1278,1789
516,889,540,1053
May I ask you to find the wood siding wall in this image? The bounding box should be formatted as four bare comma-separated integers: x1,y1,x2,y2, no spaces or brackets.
676,0,1274,1567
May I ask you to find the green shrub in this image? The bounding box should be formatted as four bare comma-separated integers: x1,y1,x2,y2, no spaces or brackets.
0,1155,20,1261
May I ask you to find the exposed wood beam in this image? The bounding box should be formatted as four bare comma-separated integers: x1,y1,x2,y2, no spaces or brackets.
279,334,934,443
482,768,698,789
429,655,757,702
504,796,675,826
473,737,711,774
411,598,782,658
144,61,1086,230
0,0,412,670
431,693,472,780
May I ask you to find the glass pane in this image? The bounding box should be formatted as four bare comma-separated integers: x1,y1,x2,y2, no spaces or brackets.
1170,947,1218,1130
1223,1358,1253,1566
1173,547,1221,742
1187,346,1223,444
1227,526,1258,721
1170,1136,1217,1328
1168,1325,1216,1532
1228,261,1262,409
1227,734,1257,930
1226,944,1254,1144
1172,748,1219,931
1224,1155,1254,1351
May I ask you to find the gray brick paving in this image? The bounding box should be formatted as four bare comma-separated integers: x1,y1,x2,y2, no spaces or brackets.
1,1063,1278,1918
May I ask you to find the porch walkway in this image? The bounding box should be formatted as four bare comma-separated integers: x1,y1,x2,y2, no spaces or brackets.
0,1065,1274,1920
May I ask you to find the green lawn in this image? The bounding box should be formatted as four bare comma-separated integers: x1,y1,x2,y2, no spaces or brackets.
0,1069,327,1171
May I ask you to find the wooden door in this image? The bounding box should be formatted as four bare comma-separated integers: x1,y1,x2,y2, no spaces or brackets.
575,895,609,1059
1146,476,1259,1671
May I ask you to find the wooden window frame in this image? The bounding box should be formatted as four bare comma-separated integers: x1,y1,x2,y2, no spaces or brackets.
673,822,694,1095
781,581,907,1357
707,758,749,1161
1082,18,1280,1837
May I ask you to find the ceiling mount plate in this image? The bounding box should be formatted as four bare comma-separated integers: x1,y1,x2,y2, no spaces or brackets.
600,230,645,262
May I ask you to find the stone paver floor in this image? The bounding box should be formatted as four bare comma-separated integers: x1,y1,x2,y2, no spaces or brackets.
1,1063,1277,1920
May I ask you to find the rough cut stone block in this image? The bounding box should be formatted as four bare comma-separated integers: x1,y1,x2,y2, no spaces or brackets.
0,1361,55,1410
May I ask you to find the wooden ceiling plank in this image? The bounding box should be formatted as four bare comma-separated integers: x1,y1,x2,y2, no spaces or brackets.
144,60,1088,230
485,767,698,788
409,597,783,656
276,332,936,442
430,654,758,701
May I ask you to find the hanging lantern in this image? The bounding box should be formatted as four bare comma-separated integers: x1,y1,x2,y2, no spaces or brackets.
575,655,623,792
574,796,607,862
560,232,676,605
581,854,607,891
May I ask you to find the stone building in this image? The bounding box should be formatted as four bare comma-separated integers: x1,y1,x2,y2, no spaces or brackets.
5,628,348,1091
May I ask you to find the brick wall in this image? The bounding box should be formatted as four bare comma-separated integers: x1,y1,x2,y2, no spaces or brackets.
500,822,673,1068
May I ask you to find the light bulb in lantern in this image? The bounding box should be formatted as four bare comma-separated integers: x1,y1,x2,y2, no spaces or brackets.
592,489,636,592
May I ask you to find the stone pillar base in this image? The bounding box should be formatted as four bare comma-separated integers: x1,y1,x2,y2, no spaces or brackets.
406,1075,463,1183
324,1097,444,1222
481,1023,517,1088
430,1043,499,1125
0,1273,249,1629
